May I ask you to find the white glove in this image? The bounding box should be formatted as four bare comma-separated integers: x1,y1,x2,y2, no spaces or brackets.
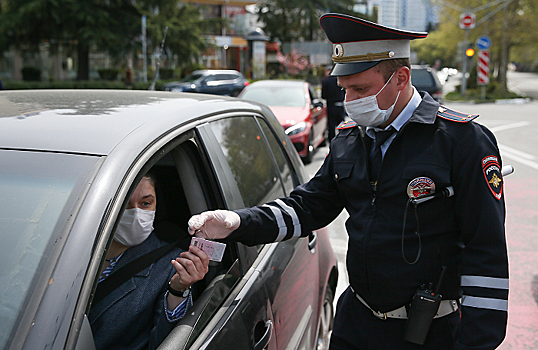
188,210,241,240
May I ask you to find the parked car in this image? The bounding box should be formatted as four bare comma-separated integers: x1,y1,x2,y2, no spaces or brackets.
411,65,444,102
0,89,337,350
162,69,249,96
238,80,328,163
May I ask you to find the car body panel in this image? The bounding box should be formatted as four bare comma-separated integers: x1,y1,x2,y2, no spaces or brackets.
238,80,327,162
411,65,444,102
0,90,336,350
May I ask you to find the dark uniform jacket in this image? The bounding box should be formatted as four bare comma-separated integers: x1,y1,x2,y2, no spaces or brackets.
231,92,508,349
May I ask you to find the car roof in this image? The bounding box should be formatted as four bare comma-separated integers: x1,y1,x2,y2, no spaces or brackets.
411,65,433,71
0,89,262,156
245,80,306,87
193,69,242,75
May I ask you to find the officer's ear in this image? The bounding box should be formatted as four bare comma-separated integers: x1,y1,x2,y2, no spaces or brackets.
395,66,411,90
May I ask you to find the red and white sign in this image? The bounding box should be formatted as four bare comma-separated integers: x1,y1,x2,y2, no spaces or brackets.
460,13,476,29
478,50,490,85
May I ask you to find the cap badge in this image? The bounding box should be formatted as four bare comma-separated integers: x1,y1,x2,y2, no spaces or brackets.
407,177,436,199
333,44,344,58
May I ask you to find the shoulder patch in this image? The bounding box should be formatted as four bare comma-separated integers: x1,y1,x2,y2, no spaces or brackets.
437,106,478,123
482,155,503,200
337,120,357,129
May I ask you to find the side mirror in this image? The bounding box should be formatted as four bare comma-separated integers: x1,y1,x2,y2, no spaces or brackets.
312,99,324,109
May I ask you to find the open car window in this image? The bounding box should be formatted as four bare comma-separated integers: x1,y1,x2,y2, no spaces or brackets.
88,130,238,349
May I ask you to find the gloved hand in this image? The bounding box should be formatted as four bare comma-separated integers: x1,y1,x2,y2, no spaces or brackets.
188,210,241,240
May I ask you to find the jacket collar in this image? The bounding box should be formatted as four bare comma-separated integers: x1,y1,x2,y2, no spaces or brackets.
407,91,440,125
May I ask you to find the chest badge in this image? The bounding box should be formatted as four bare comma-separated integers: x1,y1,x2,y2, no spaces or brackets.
407,177,436,199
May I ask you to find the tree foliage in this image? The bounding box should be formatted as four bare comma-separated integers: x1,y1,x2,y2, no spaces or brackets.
0,0,212,80
276,49,312,75
412,0,538,89
254,0,366,44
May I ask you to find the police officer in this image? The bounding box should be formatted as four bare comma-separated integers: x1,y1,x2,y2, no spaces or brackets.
188,13,508,350
322,65,346,141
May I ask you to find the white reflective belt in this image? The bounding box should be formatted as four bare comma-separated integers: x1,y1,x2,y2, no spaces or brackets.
262,204,287,242
350,286,459,320
274,199,301,238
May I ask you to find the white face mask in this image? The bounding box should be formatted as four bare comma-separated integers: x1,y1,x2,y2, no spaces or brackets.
344,71,400,127
114,208,155,246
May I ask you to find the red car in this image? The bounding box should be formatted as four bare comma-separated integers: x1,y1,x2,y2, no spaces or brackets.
239,80,328,163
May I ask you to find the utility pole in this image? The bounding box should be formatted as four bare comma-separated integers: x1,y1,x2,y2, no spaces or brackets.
148,26,168,91
142,15,147,84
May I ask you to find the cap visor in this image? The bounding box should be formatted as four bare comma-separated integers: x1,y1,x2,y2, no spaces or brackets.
330,61,380,76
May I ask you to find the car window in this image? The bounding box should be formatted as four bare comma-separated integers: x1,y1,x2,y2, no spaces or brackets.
204,75,216,83
215,74,233,81
411,69,434,86
0,150,100,349
240,85,307,107
207,116,286,207
257,117,297,194
181,73,204,83
89,134,240,350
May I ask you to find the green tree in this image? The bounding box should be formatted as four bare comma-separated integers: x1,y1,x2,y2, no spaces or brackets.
0,0,211,80
138,1,216,71
412,0,537,93
254,0,365,44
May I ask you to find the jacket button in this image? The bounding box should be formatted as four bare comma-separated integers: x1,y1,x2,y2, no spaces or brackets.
334,174,339,180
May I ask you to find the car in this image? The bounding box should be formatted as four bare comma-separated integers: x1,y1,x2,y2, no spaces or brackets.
411,65,444,102
162,69,249,96
238,80,328,164
0,89,337,350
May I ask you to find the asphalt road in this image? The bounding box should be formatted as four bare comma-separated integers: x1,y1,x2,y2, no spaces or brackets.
304,70,538,348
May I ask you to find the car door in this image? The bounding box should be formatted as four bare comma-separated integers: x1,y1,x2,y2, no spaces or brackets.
198,75,216,94
192,115,321,350
255,119,322,350
214,74,236,95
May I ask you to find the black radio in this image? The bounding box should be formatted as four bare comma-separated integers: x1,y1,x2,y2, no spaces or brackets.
403,267,446,345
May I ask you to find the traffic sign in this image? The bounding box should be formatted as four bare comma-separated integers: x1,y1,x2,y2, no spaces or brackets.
460,13,476,29
477,50,490,85
476,36,491,50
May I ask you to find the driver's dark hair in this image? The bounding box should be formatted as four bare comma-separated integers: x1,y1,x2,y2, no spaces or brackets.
142,171,157,189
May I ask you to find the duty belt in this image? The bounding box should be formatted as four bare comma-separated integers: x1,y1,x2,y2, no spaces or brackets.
350,286,459,320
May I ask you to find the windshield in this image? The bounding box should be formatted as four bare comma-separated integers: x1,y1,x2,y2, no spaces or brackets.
241,85,307,107
180,73,205,83
0,150,100,348
411,69,435,86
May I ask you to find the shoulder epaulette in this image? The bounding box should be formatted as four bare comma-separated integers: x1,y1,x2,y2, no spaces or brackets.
336,120,357,129
437,106,478,123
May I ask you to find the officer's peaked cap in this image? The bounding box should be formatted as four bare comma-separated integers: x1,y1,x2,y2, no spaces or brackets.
320,13,428,76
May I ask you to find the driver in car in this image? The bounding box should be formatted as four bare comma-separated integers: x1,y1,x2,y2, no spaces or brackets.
89,173,209,350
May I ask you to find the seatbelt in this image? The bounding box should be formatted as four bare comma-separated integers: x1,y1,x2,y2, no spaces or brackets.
92,240,179,305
